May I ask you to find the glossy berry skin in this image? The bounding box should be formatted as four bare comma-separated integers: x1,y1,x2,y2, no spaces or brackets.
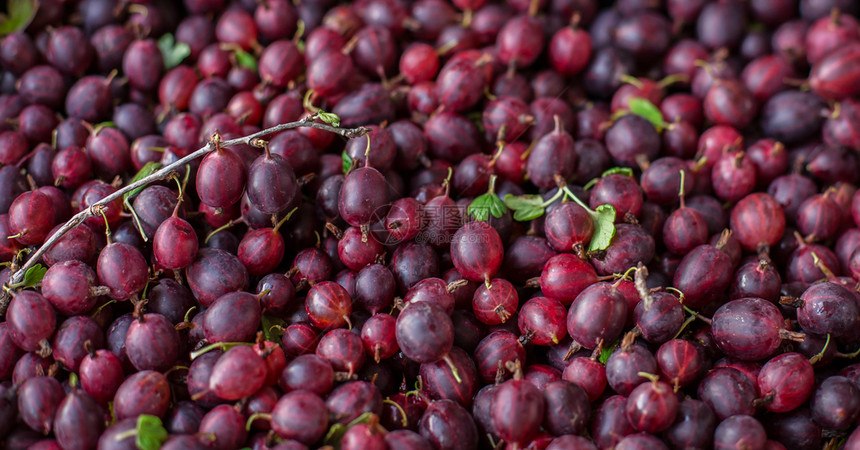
316,328,366,377
396,302,454,364
338,226,384,271
209,345,267,401
809,42,860,101
360,313,399,363
656,339,704,389
41,260,100,316
796,282,859,338
810,376,860,430
123,39,163,92
400,43,439,84
713,415,767,450
202,292,262,344
305,281,353,330
712,297,800,361
271,390,329,445
663,206,709,255
795,193,842,242
186,248,250,307
591,394,636,449
518,296,567,346
126,313,180,372
673,243,734,309
450,221,504,283
8,190,56,246
238,227,286,276
196,147,247,208
7,291,56,353
113,370,171,420
698,368,757,420
404,277,457,315
472,278,518,325
626,380,679,433
544,202,594,253
567,282,628,349
420,346,479,408
634,292,684,344
496,15,543,69
539,254,598,305
80,349,124,406
526,118,577,190
730,258,782,302
54,389,105,450
18,376,65,434
246,151,298,215
339,167,390,228
153,216,198,270
419,399,479,450
757,352,815,413
704,80,757,130
549,25,592,76
712,152,757,203
97,242,148,301
492,377,545,445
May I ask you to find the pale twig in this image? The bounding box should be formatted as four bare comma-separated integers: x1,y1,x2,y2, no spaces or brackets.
0,116,368,317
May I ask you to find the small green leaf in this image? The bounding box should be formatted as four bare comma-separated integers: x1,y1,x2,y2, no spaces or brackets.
628,98,666,130
600,167,634,178
588,204,617,252
324,412,376,446
341,150,353,174
512,205,545,222
261,315,286,343
123,162,163,202
22,264,47,288
503,194,544,211
503,194,547,222
135,415,168,450
0,0,38,36
234,48,257,71
468,193,506,222
157,33,191,70
317,111,341,128
599,339,619,364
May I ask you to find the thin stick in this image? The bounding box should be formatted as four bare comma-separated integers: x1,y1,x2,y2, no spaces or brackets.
0,116,368,317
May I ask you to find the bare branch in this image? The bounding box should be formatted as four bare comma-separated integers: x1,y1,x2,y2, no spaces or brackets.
0,116,368,317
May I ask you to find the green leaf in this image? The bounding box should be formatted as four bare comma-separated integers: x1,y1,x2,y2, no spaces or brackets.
135,415,168,450
324,412,376,447
123,162,163,202
0,0,38,36
468,193,506,222
261,315,286,342
341,150,353,174
512,205,545,222
502,194,544,211
157,33,191,70
503,194,547,222
628,98,666,130
600,167,634,178
234,48,257,71
21,264,46,288
599,339,619,364
317,111,341,128
588,204,617,252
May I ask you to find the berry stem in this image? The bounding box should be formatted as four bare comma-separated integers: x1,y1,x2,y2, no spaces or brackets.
1,117,369,318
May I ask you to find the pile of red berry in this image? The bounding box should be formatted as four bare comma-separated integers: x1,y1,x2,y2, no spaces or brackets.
2,0,860,448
